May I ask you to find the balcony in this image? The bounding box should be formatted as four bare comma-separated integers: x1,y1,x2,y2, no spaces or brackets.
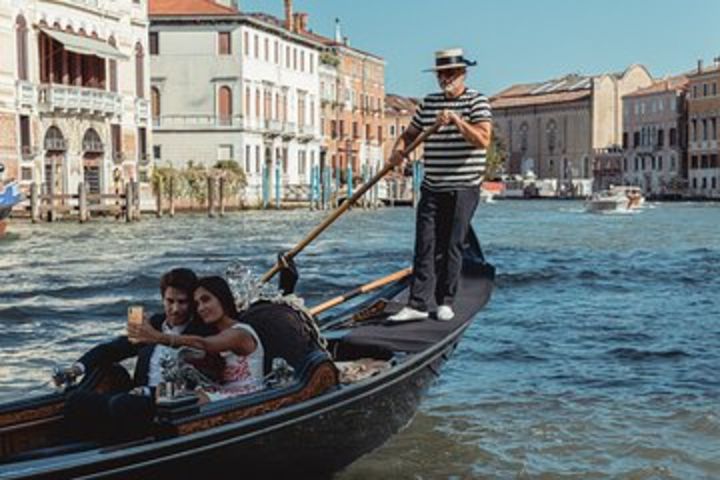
135,99,150,124
263,119,283,136
153,115,245,130
298,124,315,141
16,81,36,109
37,84,121,117
282,122,297,139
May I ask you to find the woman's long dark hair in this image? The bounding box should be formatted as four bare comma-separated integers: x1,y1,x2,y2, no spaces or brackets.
195,276,238,319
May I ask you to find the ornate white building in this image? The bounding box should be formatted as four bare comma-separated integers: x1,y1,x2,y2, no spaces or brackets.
0,0,151,197
149,0,322,204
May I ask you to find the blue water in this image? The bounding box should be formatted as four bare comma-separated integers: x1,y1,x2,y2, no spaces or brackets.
1,201,719,479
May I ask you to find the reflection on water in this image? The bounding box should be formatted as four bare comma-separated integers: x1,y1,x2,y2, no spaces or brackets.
1,202,719,478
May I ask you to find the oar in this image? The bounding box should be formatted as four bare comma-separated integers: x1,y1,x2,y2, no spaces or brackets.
309,267,412,316
260,122,440,284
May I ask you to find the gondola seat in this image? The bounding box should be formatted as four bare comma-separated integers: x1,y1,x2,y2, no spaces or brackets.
154,350,339,437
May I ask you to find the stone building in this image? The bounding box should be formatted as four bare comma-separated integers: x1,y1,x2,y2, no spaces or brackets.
686,60,720,198
0,0,150,197
149,0,323,202
308,17,385,181
491,65,653,195
621,75,688,196
383,93,420,163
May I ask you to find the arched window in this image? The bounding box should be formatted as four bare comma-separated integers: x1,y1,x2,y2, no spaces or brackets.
108,36,118,92
44,126,66,151
218,86,232,125
135,42,144,98
16,15,28,81
82,128,104,153
151,87,161,121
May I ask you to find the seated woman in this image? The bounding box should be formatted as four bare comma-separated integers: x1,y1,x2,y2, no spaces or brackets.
130,276,264,402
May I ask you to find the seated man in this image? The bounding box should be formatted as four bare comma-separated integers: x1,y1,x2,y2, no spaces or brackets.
59,268,219,439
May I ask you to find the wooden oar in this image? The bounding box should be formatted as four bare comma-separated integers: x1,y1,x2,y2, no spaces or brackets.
309,267,412,316
260,122,440,284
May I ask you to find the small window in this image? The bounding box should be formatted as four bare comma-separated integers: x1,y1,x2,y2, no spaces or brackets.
21,166,33,181
153,145,161,160
243,32,249,56
149,32,159,55
254,34,259,58
19,115,31,153
245,145,251,173
218,32,231,55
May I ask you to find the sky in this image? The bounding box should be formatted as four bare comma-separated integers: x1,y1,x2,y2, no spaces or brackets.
239,0,720,97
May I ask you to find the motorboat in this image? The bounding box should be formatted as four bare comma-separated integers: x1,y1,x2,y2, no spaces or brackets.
480,181,504,203
585,185,644,213
0,232,494,479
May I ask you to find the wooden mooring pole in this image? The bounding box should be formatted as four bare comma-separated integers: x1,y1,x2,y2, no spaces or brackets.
218,177,226,217
124,182,133,223
169,177,176,218
207,176,216,218
78,182,88,223
30,182,39,223
155,177,163,218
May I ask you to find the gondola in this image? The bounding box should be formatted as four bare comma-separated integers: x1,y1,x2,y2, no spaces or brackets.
0,230,494,479
0,181,22,238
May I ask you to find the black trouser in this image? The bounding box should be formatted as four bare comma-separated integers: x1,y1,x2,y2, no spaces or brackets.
65,390,155,441
408,186,479,311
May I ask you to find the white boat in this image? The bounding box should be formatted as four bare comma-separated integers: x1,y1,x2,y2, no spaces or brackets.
585,186,644,213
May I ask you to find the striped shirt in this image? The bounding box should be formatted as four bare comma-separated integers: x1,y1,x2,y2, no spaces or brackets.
410,89,492,191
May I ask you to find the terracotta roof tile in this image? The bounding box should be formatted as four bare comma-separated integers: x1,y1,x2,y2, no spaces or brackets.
627,75,688,97
491,90,591,109
149,0,237,16
385,94,419,114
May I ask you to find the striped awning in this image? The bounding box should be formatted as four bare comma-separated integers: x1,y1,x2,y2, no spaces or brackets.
40,28,127,60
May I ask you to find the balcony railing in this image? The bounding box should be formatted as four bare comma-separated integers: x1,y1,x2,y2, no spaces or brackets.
16,81,36,108
38,84,122,117
153,115,245,129
299,124,315,137
135,99,150,123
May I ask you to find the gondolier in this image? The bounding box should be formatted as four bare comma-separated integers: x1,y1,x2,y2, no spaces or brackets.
388,47,492,322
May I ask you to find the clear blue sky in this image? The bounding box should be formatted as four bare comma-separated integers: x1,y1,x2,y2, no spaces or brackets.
240,0,720,97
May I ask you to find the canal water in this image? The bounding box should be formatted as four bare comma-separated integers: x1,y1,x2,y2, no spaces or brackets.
1,201,719,479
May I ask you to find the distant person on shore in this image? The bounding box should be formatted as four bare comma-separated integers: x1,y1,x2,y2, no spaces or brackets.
387,48,492,322
59,268,221,439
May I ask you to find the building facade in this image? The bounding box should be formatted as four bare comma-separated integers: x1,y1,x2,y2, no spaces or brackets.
310,18,385,181
0,0,150,197
491,65,653,195
686,60,720,198
149,0,323,203
621,76,688,196
383,93,420,163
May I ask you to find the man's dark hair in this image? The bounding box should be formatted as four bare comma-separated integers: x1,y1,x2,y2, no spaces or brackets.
160,268,198,297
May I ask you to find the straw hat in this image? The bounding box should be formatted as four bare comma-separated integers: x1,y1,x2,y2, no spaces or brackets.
425,47,477,72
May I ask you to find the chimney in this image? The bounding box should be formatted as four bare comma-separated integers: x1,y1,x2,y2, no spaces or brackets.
697,59,703,73
714,56,720,68
298,13,308,32
284,0,294,32
292,12,308,33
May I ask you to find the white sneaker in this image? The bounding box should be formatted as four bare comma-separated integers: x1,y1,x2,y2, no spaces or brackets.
387,307,429,322
436,305,455,321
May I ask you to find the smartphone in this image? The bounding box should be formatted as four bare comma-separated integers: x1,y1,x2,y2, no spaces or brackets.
127,305,144,343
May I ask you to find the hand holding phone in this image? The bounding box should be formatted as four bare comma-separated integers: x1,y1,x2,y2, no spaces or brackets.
127,305,144,343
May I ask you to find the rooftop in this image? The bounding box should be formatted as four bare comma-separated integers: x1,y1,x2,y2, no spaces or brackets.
149,0,237,16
